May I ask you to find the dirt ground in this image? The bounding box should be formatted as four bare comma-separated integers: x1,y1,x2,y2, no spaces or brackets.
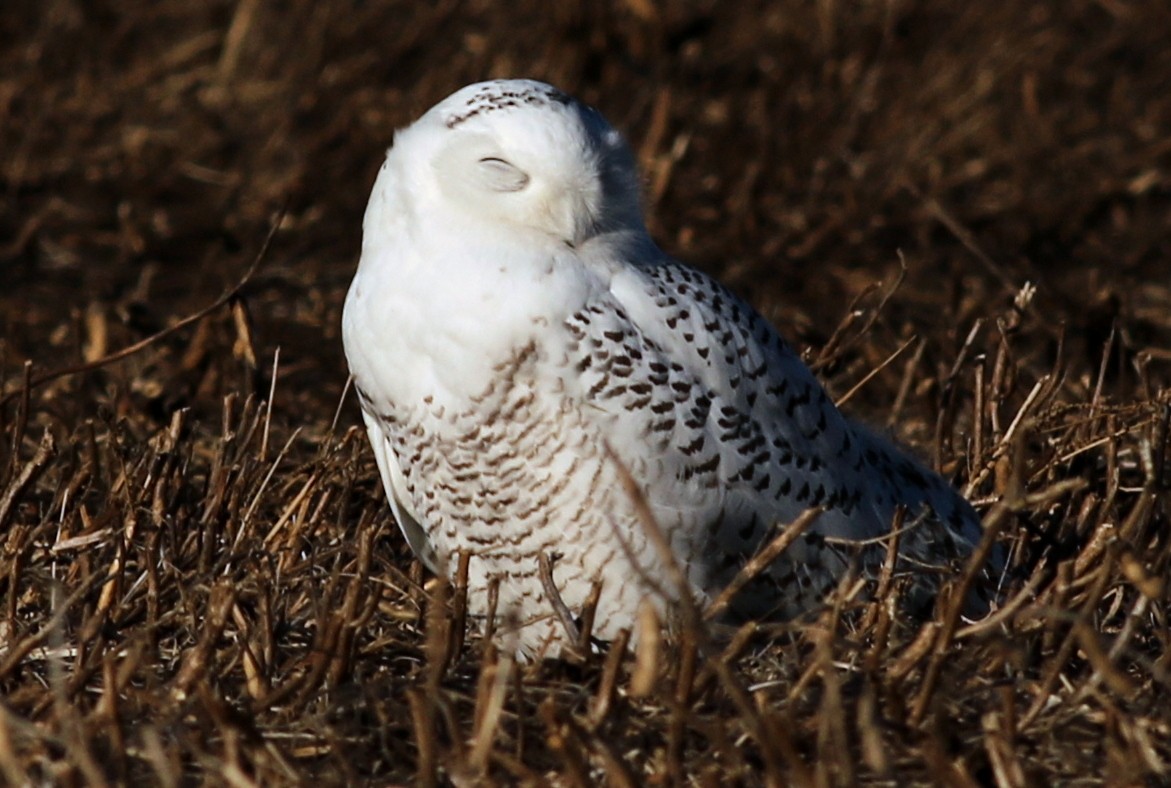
2,0,1170,784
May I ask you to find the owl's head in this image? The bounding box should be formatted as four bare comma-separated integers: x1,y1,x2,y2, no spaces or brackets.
375,80,645,248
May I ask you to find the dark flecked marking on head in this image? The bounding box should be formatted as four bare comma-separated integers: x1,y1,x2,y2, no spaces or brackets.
445,83,573,129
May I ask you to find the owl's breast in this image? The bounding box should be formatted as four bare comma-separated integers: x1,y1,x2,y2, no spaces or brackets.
345,240,593,414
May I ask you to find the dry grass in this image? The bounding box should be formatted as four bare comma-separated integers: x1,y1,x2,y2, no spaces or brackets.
3,0,1171,784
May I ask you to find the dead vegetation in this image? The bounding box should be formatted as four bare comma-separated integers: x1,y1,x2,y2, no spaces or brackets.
2,0,1170,784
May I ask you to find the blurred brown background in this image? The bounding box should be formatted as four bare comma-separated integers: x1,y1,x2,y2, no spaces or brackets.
5,0,1169,421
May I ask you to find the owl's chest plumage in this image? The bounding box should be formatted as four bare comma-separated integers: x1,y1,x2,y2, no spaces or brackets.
343,223,589,409
366,341,582,554
351,323,684,656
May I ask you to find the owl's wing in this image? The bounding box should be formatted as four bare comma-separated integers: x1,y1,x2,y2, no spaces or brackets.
561,249,985,612
360,409,442,573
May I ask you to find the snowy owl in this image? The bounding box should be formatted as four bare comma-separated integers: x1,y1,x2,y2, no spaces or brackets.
343,79,993,657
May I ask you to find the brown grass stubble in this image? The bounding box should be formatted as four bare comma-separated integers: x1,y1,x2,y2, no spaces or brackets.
3,243,1168,784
